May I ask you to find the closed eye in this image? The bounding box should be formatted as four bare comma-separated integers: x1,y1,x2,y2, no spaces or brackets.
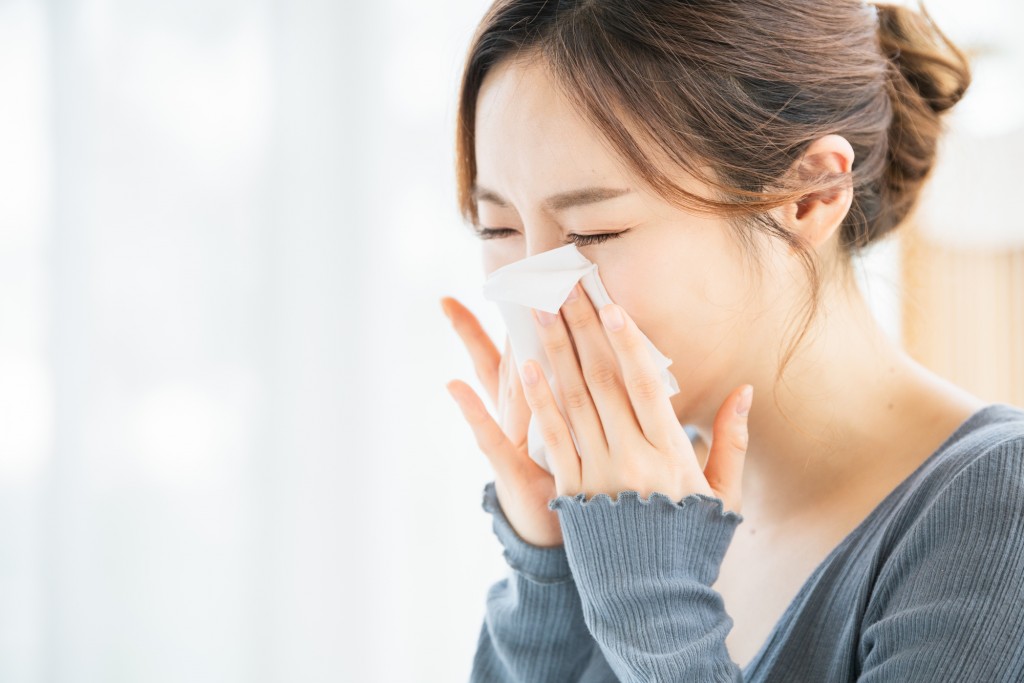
472,227,629,246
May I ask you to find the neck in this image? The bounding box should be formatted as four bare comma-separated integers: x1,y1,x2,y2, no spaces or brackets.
692,278,963,524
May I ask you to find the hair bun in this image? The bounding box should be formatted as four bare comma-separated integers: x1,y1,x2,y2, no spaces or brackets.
866,2,971,239
874,2,971,114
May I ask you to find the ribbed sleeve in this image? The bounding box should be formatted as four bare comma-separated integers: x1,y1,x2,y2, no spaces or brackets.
468,405,1024,682
470,481,609,682
858,436,1024,682
548,488,745,682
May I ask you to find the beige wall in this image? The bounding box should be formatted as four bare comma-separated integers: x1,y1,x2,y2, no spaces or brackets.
901,221,1024,406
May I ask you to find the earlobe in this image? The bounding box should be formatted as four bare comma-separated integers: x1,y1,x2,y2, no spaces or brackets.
785,134,855,251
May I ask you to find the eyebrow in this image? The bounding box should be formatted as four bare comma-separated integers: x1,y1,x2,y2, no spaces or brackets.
472,185,633,212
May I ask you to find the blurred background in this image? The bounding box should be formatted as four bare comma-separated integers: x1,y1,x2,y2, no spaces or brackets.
0,0,1020,681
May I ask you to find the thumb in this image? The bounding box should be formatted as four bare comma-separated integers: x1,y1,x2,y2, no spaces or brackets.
702,384,753,514
446,378,539,486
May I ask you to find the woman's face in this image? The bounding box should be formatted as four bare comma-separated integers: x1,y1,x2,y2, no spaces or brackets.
473,56,794,427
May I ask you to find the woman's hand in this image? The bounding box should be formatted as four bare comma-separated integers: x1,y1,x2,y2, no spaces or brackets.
441,296,564,547
523,282,753,514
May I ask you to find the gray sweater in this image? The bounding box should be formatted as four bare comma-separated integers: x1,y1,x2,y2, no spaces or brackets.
470,402,1024,682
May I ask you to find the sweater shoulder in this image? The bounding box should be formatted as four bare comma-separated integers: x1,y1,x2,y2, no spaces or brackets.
857,404,1024,676
901,402,1024,504
881,402,1024,548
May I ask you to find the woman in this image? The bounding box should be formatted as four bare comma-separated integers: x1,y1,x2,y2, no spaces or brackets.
440,1,1024,680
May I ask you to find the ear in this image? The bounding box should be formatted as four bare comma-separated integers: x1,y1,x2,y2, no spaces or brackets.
774,134,855,252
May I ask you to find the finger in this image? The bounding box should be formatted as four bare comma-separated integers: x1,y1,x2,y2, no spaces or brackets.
446,378,543,486
702,384,753,514
556,282,639,452
441,297,501,408
529,301,610,460
502,339,533,447
498,336,510,430
597,302,680,448
519,359,581,494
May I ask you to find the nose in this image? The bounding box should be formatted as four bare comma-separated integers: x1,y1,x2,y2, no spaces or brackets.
523,224,566,258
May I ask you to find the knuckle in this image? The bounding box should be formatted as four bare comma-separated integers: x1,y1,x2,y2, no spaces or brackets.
628,372,662,402
523,385,546,410
542,335,574,357
565,309,596,331
585,360,620,388
728,425,749,452
538,422,564,448
618,331,644,354
562,384,592,411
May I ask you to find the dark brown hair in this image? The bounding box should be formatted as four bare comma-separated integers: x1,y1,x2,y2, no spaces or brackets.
454,0,970,404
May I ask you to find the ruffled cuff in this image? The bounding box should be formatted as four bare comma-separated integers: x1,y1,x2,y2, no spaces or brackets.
481,480,573,584
548,490,743,589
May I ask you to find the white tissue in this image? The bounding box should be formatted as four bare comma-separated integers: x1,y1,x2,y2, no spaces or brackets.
482,243,681,474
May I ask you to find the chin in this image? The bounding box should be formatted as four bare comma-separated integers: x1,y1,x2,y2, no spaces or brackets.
669,389,713,432
668,390,694,423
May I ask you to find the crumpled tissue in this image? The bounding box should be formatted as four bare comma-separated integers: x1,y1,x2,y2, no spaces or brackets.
481,243,681,474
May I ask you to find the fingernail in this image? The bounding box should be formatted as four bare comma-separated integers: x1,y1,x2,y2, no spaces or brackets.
566,283,580,302
523,362,539,385
600,305,624,331
736,385,753,417
533,308,558,326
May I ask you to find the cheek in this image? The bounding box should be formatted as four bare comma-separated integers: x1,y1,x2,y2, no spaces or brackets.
589,262,685,375
595,244,752,364
481,242,524,276
591,224,708,321
595,255,692,336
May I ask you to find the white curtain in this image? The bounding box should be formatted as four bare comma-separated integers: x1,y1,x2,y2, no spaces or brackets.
0,0,1014,681
0,0,495,680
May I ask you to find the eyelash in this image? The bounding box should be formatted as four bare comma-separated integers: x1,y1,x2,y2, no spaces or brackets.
473,227,627,246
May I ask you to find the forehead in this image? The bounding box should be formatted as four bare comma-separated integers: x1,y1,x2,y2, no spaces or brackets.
474,56,634,194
